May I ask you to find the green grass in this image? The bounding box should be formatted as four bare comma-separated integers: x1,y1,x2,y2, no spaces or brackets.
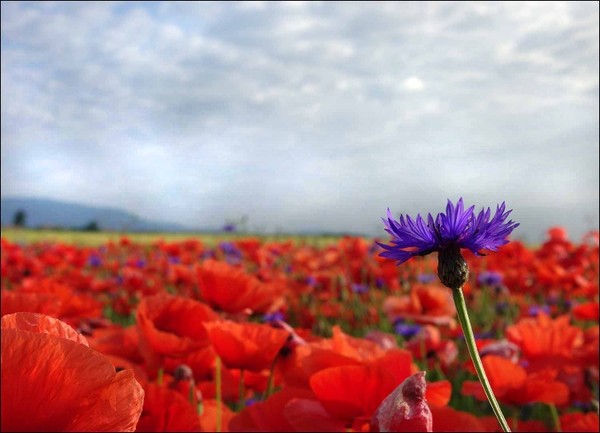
0,227,358,247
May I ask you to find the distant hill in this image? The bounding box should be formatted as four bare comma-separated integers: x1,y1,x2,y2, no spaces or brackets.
1,197,190,232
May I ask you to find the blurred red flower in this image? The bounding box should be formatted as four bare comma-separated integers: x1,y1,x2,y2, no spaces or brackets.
134,383,200,432
136,293,219,377
506,313,584,370
383,284,457,329
229,387,321,432
560,412,599,432
196,259,284,314
461,355,569,406
203,320,289,372
1,312,144,432
137,293,218,358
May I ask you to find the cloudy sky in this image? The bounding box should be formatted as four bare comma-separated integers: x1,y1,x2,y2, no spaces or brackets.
2,1,598,241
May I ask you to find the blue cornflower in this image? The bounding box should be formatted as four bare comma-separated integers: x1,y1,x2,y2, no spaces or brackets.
88,254,102,268
351,283,369,294
417,273,436,284
477,270,504,287
305,275,317,287
219,242,243,265
379,198,519,289
528,304,551,317
263,311,286,323
223,222,237,233
393,321,422,339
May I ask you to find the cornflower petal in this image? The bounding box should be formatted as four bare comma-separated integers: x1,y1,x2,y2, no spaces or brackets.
378,210,438,265
462,203,519,253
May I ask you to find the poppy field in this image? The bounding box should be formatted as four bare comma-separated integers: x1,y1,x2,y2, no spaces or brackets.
1,226,599,432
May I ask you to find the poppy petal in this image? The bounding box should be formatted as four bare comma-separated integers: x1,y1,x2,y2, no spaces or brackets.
1,311,89,346
2,328,143,432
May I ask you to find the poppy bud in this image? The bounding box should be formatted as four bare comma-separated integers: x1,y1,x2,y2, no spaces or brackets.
437,246,469,290
370,371,432,432
172,364,194,382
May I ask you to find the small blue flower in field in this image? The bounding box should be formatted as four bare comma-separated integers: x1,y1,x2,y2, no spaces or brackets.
263,311,286,323
305,275,317,287
393,320,422,339
528,304,551,317
417,273,436,284
223,222,237,232
88,254,102,267
477,270,504,287
351,283,369,294
379,198,519,289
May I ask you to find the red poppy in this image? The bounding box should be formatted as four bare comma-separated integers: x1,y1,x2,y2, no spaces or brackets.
506,313,584,369
134,383,200,432
167,263,197,291
198,399,236,432
2,312,144,432
404,327,458,373
103,354,149,385
382,284,457,329
283,397,348,432
1,289,62,317
461,355,569,406
430,406,485,432
198,365,270,402
136,293,219,358
203,320,289,372
86,324,144,364
196,259,284,314
572,301,599,321
560,412,599,432
425,380,452,407
329,325,390,360
3,276,103,325
235,238,262,263
308,349,416,422
575,325,599,371
229,387,318,432
136,293,219,378
278,326,393,388
479,416,548,432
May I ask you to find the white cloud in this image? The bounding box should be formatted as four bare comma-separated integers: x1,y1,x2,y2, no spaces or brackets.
402,76,426,92
1,1,598,240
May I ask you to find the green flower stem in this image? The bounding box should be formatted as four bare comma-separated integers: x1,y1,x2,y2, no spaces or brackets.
453,287,511,432
548,403,561,432
264,355,278,400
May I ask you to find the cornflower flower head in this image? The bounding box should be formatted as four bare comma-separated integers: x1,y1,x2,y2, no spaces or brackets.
351,283,369,294
223,222,237,233
379,198,519,289
393,321,422,339
477,270,504,287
